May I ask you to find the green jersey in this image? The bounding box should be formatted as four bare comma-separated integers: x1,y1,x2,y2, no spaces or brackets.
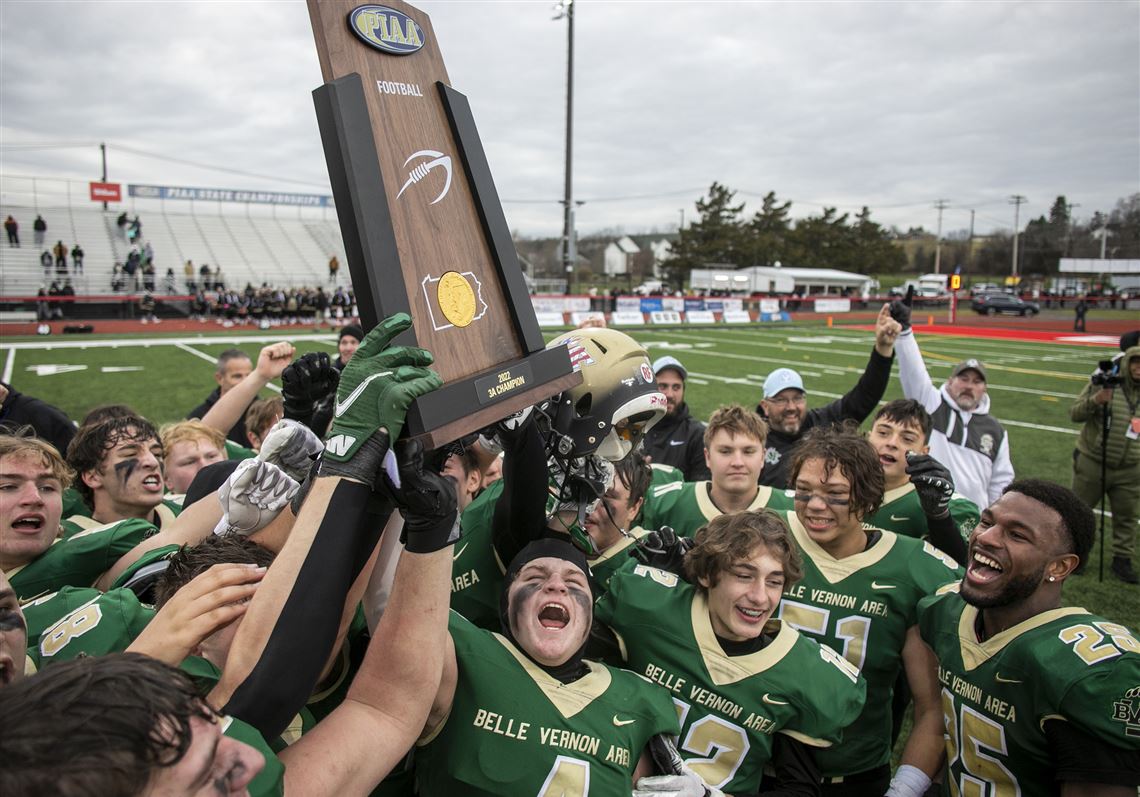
777,512,960,776
640,481,793,538
587,527,651,590
416,611,679,796
449,480,507,630
22,586,154,665
865,482,979,543
225,439,257,460
6,518,157,602
919,590,1140,797
596,566,866,793
60,499,180,538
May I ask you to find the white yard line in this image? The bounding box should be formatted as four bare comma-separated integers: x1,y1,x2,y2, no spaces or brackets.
174,343,284,393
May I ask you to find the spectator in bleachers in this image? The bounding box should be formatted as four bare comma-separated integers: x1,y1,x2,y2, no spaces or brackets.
70,243,83,273
143,240,154,266
116,210,129,237
199,261,210,285
60,280,75,317
328,254,340,284
128,215,141,242
35,287,49,321
110,264,124,292
40,250,52,277
33,214,46,246
213,266,225,291
184,259,195,291
142,262,156,292
187,348,254,447
4,215,18,247
164,268,177,294
52,240,67,271
0,382,76,456
46,282,63,319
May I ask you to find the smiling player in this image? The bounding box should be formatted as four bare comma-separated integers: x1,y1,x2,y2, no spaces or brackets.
640,404,792,538
919,480,1140,796
597,510,866,795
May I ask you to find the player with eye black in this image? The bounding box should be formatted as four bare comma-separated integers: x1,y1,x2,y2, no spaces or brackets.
918,479,1140,797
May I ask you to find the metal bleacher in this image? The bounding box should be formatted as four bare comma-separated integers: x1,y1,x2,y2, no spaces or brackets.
0,199,349,296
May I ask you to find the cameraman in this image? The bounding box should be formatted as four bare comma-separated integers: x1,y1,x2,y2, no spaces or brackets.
1070,342,1140,583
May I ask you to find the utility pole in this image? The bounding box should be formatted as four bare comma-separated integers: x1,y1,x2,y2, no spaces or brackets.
933,199,950,274
554,1,575,293
1009,195,1026,277
678,208,685,231
100,142,108,211
1065,201,1080,256
968,209,975,271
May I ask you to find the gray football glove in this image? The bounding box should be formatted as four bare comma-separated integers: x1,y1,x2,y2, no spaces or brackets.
258,418,324,482
213,459,299,537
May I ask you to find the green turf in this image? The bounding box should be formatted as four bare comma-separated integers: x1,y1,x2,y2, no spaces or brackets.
2,322,1137,629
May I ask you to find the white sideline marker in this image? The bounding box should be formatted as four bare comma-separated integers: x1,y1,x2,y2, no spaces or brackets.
101,366,144,373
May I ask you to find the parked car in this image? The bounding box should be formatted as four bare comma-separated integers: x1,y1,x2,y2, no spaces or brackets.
971,292,1040,316
970,282,1000,296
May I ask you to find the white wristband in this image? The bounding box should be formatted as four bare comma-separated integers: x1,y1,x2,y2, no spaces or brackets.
885,764,932,797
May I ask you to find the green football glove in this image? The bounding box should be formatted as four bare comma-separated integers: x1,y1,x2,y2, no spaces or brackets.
318,313,442,487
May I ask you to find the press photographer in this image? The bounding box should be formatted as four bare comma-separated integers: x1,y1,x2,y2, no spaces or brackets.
1070,340,1140,583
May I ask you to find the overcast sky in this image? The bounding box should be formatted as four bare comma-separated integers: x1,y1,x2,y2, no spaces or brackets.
1,0,1137,239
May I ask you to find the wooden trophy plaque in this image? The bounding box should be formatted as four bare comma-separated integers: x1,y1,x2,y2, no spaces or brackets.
307,0,579,447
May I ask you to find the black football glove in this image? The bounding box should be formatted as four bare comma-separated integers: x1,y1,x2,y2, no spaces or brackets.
631,526,694,578
281,352,340,434
381,439,460,554
888,299,912,331
906,451,954,519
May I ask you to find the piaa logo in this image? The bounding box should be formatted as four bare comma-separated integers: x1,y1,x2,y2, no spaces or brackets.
348,5,424,55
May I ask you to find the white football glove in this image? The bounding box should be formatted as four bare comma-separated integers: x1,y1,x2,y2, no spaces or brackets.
634,734,724,797
213,459,299,537
257,418,324,482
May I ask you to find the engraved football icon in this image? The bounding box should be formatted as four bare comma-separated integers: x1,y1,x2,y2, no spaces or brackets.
396,149,453,204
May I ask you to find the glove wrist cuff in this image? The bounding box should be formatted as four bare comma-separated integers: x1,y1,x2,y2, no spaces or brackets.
402,512,461,554
317,431,390,489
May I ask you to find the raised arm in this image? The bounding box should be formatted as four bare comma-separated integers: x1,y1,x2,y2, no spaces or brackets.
201,342,296,440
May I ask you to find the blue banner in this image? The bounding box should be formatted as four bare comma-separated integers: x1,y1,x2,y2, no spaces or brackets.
684,298,705,312
129,184,331,207
639,298,663,312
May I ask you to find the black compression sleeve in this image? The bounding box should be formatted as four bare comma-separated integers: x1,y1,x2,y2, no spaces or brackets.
223,479,392,740
758,734,822,797
1044,717,1140,787
926,511,967,565
491,414,549,567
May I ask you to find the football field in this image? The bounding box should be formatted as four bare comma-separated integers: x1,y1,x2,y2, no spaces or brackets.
2,321,1137,627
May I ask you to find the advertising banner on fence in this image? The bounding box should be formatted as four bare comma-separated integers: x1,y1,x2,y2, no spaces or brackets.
687,310,716,324
814,298,852,313
532,297,590,314
89,182,122,202
129,184,332,207
616,297,642,313
650,310,682,324
759,299,781,314
611,311,646,325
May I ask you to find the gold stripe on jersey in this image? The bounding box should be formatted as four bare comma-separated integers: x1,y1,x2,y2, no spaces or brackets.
694,482,776,521
24,654,37,677
62,514,103,532
881,483,916,504
591,527,650,566
956,604,1090,670
690,592,798,687
493,632,613,718
785,513,896,583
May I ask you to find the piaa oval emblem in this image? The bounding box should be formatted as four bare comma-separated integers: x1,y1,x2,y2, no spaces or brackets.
348,5,425,55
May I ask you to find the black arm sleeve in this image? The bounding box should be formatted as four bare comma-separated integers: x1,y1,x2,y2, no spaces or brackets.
1044,717,1140,787
491,414,549,567
757,734,821,797
222,479,392,740
925,511,968,566
810,348,894,428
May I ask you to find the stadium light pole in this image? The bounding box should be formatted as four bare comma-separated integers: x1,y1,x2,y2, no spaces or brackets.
100,142,108,211
553,0,575,294
1009,194,1026,277
933,199,949,274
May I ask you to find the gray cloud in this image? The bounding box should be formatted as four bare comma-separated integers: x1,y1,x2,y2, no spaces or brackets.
1,0,1136,239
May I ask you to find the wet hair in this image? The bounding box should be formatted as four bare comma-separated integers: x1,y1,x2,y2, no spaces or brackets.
78,404,139,428
215,348,250,375
685,510,803,590
788,424,884,519
0,653,214,797
155,534,275,609
1002,479,1094,566
159,420,225,461
244,397,284,446
703,404,769,448
872,399,933,443
613,450,651,506
0,431,74,489
66,416,160,509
